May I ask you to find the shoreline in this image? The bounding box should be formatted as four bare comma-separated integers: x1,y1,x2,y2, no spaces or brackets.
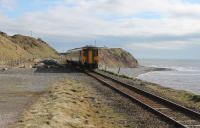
98,69,200,111
105,66,200,95
104,65,172,78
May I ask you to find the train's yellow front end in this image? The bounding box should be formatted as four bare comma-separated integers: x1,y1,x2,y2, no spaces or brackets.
81,47,98,69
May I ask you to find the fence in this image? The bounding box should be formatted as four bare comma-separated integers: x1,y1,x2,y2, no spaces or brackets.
0,58,34,68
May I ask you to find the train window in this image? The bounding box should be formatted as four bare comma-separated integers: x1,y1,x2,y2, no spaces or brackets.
83,50,88,56
93,50,98,56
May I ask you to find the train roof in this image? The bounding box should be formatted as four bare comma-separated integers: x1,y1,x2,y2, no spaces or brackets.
66,48,81,53
82,46,98,48
66,46,98,53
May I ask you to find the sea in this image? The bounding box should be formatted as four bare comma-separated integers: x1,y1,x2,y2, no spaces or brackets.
106,59,200,94
138,59,200,94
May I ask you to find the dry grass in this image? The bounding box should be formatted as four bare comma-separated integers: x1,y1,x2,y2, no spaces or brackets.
147,84,200,109
10,35,58,58
0,33,59,63
0,35,30,60
10,35,59,59
98,48,138,68
11,79,126,128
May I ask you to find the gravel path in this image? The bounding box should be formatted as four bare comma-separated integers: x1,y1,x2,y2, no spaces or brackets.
0,69,67,128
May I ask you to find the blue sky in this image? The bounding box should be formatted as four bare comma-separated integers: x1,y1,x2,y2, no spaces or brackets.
0,0,200,59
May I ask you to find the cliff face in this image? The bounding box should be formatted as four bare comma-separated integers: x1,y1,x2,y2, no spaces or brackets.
0,31,59,61
98,48,139,68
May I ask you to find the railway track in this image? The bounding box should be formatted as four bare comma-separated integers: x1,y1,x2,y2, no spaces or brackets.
85,70,200,128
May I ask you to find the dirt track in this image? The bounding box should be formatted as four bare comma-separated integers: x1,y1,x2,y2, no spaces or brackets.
0,68,67,128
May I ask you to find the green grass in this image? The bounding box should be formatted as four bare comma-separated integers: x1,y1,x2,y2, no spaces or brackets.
189,95,200,103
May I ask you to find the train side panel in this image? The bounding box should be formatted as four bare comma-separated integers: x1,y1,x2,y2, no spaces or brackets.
93,49,98,66
71,50,81,63
88,49,93,64
66,47,98,69
66,49,82,64
81,48,87,65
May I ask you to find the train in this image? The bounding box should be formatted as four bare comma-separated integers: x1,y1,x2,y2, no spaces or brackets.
65,46,98,69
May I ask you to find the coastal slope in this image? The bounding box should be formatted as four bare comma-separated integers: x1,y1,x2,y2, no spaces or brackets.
0,34,30,61
0,31,59,62
10,35,59,58
99,48,139,68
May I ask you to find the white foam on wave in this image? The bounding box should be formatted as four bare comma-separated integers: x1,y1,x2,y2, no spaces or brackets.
137,71,156,79
137,69,200,94
148,65,199,72
138,71,200,79
138,59,200,94
171,66,199,72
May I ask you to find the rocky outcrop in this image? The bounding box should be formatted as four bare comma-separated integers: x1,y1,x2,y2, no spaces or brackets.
99,48,139,68
0,31,8,37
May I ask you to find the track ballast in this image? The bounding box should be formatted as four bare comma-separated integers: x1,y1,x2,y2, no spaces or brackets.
85,71,200,128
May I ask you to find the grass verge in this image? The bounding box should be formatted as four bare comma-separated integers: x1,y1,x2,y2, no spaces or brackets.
100,69,200,110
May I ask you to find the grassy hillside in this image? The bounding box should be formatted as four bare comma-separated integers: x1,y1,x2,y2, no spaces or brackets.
0,32,59,64
99,48,139,68
0,35,30,61
10,35,59,59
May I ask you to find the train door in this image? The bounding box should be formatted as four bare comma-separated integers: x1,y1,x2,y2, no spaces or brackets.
92,49,97,63
88,49,93,64
82,49,88,65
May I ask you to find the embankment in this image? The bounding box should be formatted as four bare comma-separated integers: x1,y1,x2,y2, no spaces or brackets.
11,79,128,128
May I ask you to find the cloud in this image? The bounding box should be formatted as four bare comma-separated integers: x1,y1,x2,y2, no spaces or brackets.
0,0,200,57
127,41,190,50
0,0,16,10
126,39,200,50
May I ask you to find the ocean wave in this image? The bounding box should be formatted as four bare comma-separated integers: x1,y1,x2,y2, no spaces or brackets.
138,71,200,78
148,65,199,72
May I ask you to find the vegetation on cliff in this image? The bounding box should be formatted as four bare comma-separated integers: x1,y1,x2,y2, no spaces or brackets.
10,35,58,58
0,34,29,61
99,48,139,68
0,31,59,62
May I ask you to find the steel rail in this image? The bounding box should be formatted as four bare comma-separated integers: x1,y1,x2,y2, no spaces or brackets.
85,71,200,128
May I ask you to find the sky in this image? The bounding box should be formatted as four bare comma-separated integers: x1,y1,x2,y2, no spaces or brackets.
0,0,200,59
